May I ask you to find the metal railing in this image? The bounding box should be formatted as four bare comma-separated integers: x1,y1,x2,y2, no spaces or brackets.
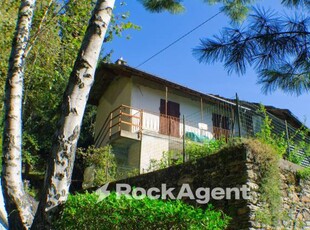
96,105,224,146
95,103,309,167
95,105,143,147
213,127,230,141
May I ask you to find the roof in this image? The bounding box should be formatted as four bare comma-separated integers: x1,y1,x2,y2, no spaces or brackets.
208,94,304,129
89,63,305,130
89,63,231,106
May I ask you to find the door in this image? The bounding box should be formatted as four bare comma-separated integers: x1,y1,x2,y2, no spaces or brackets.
212,113,230,140
159,99,180,137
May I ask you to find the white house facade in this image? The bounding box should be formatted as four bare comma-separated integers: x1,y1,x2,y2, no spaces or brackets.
89,62,310,172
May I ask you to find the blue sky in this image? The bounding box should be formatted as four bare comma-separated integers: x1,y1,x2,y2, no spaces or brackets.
104,0,310,127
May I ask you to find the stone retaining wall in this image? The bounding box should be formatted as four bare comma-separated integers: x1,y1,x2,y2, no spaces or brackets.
103,143,310,229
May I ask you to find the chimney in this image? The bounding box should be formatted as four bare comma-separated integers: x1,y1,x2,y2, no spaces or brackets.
115,57,127,65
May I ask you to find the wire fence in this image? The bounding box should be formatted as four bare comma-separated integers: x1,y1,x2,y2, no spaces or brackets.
239,101,310,167
138,97,310,170
95,98,310,175
183,98,310,167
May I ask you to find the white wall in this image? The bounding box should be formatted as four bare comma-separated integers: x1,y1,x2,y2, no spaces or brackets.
95,77,132,146
130,79,216,171
139,133,169,172
131,80,214,136
94,74,243,172
131,82,200,117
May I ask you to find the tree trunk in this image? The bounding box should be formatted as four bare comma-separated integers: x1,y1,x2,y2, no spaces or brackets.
1,0,36,229
31,0,115,228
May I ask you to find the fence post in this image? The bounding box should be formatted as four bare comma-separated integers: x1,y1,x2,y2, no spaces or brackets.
109,112,113,138
118,107,122,132
139,109,143,138
236,93,242,138
285,120,291,156
183,115,186,163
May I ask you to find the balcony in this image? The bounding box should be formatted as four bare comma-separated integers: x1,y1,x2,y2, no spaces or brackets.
95,105,143,148
213,127,231,142
95,105,217,148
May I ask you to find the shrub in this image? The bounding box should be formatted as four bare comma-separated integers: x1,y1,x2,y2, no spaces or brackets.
54,192,230,230
147,139,227,172
243,139,283,227
255,105,287,156
186,138,226,160
297,167,310,180
256,104,310,165
78,145,117,188
0,133,2,173
286,127,310,165
146,150,183,172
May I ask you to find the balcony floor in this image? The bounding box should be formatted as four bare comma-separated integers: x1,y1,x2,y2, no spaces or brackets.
110,130,141,149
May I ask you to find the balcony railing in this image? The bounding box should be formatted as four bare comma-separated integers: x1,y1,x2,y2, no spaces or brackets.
212,127,231,142
95,105,217,147
95,105,143,147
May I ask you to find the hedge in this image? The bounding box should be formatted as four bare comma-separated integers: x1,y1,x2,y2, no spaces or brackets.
54,192,230,229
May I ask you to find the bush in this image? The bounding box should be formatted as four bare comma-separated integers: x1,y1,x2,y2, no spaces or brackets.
297,167,310,180
54,192,230,230
78,145,117,188
147,139,227,172
255,105,287,156
256,104,310,165
146,150,183,172
243,139,283,226
186,138,226,160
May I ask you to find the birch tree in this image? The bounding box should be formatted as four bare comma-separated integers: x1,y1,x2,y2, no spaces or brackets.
1,0,36,229
31,0,187,227
2,0,255,229
30,0,117,228
1,0,139,228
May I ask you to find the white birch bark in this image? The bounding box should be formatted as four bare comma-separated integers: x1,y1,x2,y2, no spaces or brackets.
1,0,36,229
31,0,115,228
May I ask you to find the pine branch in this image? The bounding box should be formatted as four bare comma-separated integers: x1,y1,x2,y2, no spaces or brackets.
194,7,310,95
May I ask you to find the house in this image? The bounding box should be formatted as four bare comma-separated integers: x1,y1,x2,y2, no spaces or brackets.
88,61,310,173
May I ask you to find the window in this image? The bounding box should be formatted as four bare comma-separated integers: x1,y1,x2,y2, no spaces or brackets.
212,113,230,141
212,113,230,130
159,99,180,137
